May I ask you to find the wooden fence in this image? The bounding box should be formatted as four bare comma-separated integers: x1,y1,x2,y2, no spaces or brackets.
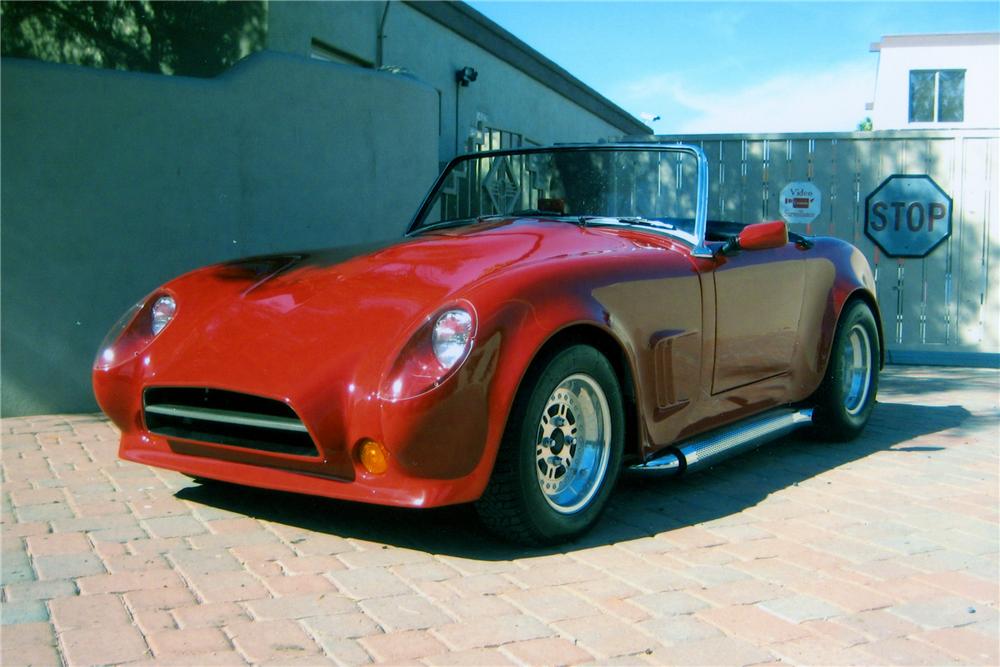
638,130,998,365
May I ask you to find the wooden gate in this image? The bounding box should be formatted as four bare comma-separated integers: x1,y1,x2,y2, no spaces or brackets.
642,130,998,365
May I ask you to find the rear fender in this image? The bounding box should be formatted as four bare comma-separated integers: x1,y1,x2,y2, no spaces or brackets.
798,241,882,397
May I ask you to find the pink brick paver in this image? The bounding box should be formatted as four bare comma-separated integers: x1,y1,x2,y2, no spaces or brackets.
2,366,998,665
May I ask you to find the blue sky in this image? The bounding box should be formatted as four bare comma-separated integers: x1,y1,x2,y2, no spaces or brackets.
469,1,999,133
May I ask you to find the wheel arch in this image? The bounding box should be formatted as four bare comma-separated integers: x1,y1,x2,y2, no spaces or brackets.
845,288,885,370
516,322,642,463
810,287,885,394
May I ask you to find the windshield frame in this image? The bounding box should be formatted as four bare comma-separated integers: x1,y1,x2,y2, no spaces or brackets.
405,143,712,258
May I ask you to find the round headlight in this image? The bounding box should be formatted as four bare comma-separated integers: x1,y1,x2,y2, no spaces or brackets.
432,309,473,369
94,300,144,369
150,295,176,335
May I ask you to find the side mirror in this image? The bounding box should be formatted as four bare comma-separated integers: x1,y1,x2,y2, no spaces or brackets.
721,221,788,255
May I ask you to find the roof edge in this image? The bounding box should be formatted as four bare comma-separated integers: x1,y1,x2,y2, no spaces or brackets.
872,32,1000,51
629,129,1000,141
404,1,651,136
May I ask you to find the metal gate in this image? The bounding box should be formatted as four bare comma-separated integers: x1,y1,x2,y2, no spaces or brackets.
638,130,999,366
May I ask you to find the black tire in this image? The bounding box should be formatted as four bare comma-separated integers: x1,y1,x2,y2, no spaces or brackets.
810,299,880,440
476,344,625,545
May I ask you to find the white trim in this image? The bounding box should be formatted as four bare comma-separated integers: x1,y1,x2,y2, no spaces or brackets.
145,404,308,433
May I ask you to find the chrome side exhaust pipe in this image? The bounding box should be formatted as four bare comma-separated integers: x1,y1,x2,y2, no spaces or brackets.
629,408,813,475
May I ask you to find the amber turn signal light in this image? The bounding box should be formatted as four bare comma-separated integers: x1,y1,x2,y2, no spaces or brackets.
358,439,389,474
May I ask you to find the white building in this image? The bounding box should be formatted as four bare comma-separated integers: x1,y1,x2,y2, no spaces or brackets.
867,32,999,130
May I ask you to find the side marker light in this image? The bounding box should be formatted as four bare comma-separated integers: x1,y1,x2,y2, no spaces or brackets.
358,439,389,475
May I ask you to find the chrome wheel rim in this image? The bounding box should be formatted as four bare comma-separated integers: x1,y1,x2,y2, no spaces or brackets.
535,373,612,515
842,323,873,415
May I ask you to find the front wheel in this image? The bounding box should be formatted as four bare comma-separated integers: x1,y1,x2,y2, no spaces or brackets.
810,300,880,440
476,345,624,545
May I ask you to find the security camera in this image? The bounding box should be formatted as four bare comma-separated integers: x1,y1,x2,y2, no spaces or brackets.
456,66,478,86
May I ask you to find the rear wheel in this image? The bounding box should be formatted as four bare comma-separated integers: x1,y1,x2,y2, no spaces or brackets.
476,345,624,545
810,300,880,440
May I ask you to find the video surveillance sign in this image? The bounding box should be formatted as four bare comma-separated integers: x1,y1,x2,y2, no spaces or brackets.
865,175,952,258
779,181,822,224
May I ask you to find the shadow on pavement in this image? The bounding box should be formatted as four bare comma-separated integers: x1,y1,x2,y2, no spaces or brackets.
879,367,999,397
175,401,972,560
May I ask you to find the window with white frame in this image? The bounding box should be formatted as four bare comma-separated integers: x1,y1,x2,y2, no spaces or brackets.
908,69,965,123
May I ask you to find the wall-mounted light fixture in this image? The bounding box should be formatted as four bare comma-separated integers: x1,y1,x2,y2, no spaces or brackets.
455,66,478,87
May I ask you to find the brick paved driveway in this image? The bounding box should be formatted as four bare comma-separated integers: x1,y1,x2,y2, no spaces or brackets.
2,366,998,666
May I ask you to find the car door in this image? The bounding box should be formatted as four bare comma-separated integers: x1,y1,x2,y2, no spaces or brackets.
710,243,807,394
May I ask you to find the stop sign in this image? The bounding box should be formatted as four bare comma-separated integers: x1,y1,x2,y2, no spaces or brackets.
864,175,952,258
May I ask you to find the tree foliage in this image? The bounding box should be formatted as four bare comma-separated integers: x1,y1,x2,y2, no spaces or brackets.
1,0,266,77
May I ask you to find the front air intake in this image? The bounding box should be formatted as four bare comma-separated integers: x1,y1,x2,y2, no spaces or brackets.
143,387,318,458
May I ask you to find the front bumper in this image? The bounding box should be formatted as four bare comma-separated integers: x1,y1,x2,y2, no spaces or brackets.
96,334,502,509
118,431,480,507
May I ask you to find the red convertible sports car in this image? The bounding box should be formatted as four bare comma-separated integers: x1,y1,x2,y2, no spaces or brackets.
93,144,881,544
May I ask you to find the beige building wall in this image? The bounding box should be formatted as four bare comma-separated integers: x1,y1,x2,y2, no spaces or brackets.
869,33,1000,130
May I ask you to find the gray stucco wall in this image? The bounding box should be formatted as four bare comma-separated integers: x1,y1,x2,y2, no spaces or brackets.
267,1,631,162
1,52,438,416
268,0,380,65
391,5,626,160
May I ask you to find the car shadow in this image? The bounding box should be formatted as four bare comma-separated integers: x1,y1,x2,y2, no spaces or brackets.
175,401,975,560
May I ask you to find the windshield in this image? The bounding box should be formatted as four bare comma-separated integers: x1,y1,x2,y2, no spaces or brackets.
409,146,704,243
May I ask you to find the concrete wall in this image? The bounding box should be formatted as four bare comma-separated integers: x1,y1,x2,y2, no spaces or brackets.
268,0,380,65
390,5,625,160
870,34,1000,130
1,2,647,417
1,52,438,416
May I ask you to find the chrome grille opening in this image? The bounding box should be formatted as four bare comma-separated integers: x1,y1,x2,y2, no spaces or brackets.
143,387,318,457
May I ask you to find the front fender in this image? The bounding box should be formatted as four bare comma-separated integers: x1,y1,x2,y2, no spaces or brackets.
377,243,700,505
376,277,618,505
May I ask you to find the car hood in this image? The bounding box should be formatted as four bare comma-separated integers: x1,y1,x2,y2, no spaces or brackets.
148,219,632,398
